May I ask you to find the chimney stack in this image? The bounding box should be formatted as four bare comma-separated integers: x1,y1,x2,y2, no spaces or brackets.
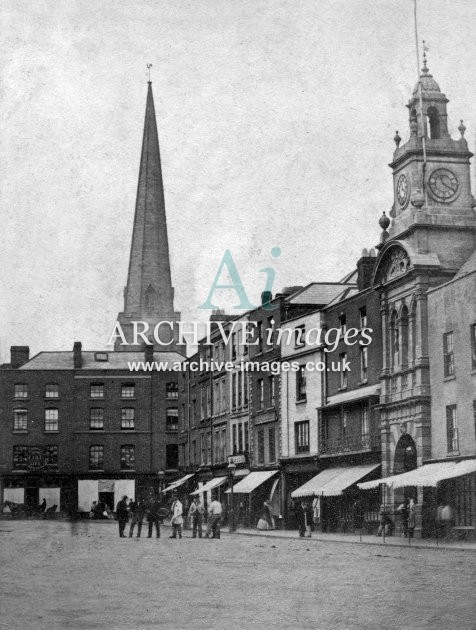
10,346,30,369
357,249,377,291
73,342,82,369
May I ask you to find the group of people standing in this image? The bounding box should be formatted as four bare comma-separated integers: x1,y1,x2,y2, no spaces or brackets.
114,493,223,540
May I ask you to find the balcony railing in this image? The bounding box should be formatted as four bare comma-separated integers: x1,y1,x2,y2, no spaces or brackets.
319,433,380,456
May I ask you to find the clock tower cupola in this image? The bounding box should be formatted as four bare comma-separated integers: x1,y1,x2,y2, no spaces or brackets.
387,51,476,273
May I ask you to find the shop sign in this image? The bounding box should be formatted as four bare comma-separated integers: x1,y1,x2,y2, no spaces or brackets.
227,454,246,465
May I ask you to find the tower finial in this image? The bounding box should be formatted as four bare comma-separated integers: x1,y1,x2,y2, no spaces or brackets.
147,63,153,83
421,41,429,74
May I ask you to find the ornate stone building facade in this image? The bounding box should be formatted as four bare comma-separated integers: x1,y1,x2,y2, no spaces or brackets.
373,56,476,531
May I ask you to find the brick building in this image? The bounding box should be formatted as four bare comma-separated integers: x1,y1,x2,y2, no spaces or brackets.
0,344,182,512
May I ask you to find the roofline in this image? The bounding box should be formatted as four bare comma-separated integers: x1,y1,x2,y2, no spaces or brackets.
324,285,375,311
282,307,324,324
427,266,476,294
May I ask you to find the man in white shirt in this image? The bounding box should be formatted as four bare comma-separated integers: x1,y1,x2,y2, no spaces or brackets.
205,497,222,539
169,491,183,539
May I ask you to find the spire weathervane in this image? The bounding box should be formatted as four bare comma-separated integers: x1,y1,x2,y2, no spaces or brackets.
147,63,153,83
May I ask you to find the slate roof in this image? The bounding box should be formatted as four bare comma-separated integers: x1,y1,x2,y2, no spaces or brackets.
287,282,356,306
19,351,186,370
454,249,476,279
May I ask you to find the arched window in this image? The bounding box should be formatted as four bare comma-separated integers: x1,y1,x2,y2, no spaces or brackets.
144,285,157,312
427,106,440,139
393,432,417,474
400,305,409,366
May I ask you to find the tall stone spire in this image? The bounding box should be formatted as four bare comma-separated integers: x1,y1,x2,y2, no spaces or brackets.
115,81,183,352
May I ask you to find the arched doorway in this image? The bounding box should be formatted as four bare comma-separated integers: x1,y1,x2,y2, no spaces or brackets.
393,433,417,475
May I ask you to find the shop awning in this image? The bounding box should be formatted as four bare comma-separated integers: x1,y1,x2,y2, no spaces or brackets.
358,459,476,490
291,464,380,498
225,470,278,494
190,476,227,496
323,383,380,408
162,474,195,494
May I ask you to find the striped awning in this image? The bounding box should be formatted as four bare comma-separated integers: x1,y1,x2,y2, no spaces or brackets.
292,464,380,498
358,459,476,490
190,476,227,496
162,474,195,494
225,470,278,494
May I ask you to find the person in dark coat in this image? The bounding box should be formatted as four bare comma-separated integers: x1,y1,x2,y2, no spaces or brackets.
129,499,146,538
397,498,410,537
295,500,306,537
116,495,129,537
146,496,162,538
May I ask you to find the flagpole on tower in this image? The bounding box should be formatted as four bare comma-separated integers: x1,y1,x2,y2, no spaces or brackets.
413,0,428,206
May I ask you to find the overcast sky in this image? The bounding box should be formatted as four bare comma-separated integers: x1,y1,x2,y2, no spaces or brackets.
1,0,475,361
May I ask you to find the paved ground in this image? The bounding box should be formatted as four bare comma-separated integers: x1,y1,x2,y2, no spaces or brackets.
1,520,475,630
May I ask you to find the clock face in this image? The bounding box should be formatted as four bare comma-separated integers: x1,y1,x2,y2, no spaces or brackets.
396,174,409,207
428,168,459,202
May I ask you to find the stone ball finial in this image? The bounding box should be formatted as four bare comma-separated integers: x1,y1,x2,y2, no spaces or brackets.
394,130,401,148
379,211,391,230
458,119,466,137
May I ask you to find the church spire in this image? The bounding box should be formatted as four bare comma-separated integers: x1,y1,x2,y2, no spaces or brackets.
115,80,183,352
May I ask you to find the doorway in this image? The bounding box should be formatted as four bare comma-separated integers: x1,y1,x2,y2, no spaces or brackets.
98,492,114,511
25,487,39,508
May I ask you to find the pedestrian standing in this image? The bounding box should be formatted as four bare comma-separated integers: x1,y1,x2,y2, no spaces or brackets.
146,495,162,538
188,496,204,538
116,495,129,538
397,498,410,537
205,497,222,539
129,499,146,538
295,500,306,538
169,492,183,539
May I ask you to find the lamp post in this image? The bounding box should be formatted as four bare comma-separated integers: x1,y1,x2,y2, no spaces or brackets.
227,461,236,532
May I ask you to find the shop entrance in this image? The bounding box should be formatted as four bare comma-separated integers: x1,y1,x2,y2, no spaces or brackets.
25,486,39,508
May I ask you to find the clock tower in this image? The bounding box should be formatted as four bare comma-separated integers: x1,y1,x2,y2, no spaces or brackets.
372,53,476,536
387,53,476,274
